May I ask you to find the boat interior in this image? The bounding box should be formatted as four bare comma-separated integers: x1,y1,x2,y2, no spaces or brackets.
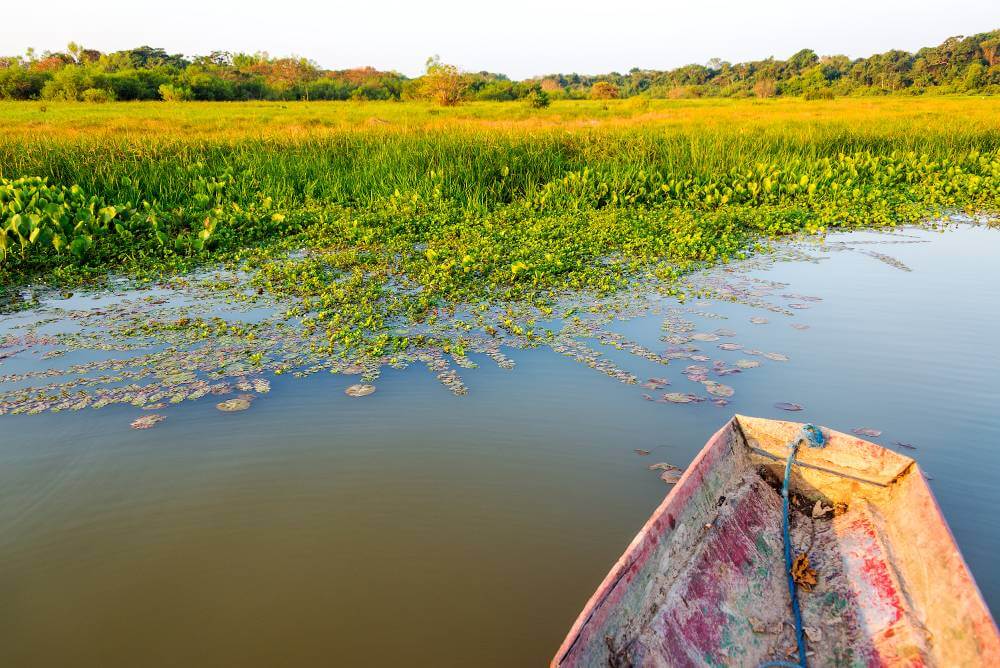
552,416,999,667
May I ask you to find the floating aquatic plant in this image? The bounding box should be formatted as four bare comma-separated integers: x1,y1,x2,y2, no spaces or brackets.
130,414,165,429
702,381,735,398
774,402,804,411
217,397,252,411
345,384,376,397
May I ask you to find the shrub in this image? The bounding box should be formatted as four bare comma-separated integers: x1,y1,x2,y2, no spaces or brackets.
421,56,467,106
753,78,777,98
803,88,834,100
590,81,619,99
81,87,115,103
158,83,194,101
525,89,550,109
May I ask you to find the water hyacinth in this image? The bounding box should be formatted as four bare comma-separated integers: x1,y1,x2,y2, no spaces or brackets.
1,207,983,424
217,397,252,411
130,414,165,429
345,384,376,398
702,381,735,398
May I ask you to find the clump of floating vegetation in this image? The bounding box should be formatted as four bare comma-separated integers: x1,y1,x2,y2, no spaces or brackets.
0,101,998,421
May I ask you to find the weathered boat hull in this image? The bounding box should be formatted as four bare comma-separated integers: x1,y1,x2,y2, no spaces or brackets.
552,416,1000,667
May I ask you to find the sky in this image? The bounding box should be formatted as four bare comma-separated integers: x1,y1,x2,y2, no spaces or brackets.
1,1,996,79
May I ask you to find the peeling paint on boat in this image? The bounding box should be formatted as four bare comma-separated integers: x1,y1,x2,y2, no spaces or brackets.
552,416,1000,667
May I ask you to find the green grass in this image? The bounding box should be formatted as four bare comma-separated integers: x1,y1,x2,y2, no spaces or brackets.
1,98,999,354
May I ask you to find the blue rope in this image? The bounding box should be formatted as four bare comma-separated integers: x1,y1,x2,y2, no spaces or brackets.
760,424,826,668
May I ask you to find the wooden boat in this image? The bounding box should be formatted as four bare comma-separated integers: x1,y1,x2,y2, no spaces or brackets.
552,415,1000,667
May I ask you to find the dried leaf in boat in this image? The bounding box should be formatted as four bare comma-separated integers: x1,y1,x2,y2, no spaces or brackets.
791,553,817,591
774,402,804,411
735,359,761,369
852,427,882,438
812,501,833,518
130,414,165,429
345,383,376,397
216,397,251,412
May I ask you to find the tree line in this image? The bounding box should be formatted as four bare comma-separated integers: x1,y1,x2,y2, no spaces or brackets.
0,30,997,103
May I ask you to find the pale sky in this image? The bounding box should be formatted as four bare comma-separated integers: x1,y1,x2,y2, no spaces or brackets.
2,1,996,79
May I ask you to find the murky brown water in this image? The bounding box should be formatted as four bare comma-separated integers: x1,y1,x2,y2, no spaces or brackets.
1,226,998,666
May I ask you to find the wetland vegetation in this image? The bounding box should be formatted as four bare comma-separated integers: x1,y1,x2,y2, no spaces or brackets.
0,96,997,421
2,26,1000,665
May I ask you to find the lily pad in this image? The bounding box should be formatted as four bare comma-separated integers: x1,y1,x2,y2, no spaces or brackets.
852,427,882,438
691,333,720,342
660,470,683,484
662,392,695,404
718,343,742,351
702,381,735,398
894,441,917,450
345,383,376,397
763,352,789,362
774,402,804,411
735,359,761,369
750,317,769,324
216,397,252,412
791,323,810,331
130,414,165,429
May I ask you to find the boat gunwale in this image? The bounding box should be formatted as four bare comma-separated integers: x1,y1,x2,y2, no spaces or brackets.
551,418,737,665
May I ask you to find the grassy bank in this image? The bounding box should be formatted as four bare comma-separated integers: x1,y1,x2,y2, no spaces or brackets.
1,98,999,353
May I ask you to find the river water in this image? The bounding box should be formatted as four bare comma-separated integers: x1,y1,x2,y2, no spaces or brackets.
1,224,997,666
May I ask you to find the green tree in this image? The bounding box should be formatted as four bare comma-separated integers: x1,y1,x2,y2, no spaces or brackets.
590,81,619,99
421,56,467,106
